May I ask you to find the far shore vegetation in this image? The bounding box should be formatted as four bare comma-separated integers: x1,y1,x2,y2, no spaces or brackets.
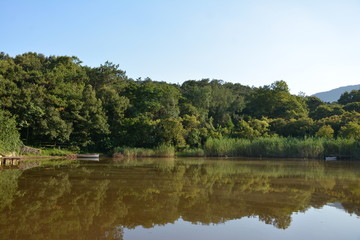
1,52,360,159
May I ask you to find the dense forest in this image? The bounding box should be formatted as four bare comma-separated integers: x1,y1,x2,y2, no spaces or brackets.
0,52,360,155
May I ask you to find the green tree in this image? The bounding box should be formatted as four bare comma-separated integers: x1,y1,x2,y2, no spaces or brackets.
86,61,127,90
0,110,22,155
234,119,270,139
315,125,334,138
245,81,308,119
181,79,212,122
125,79,180,119
69,85,109,150
120,115,159,147
343,102,360,113
269,118,315,137
339,122,360,139
338,90,360,105
182,114,202,147
310,104,344,120
86,62,130,149
305,96,324,116
208,80,246,127
157,118,186,147
0,53,91,146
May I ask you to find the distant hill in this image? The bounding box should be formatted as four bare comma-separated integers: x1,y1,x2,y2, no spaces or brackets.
312,84,360,103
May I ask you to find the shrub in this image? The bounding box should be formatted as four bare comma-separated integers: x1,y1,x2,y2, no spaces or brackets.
0,111,22,155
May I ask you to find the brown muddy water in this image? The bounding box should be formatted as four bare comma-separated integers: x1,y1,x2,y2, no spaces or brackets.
1,157,360,240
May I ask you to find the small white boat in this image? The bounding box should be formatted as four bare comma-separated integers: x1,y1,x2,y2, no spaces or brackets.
325,156,337,161
77,154,100,158
76,157,100,161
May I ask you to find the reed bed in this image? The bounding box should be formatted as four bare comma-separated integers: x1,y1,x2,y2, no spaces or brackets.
176,148,205,157
113,137,359,159
204,137,360,159
113,144,175,158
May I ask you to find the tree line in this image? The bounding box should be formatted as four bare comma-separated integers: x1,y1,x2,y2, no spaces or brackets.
0,52,359,153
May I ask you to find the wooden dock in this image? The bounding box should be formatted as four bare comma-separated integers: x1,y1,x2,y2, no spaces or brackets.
0,157,21,165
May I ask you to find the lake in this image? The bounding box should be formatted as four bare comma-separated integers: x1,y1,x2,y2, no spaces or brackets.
1,158,360,240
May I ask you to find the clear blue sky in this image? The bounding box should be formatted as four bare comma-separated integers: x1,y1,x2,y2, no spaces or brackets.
1,0,360,95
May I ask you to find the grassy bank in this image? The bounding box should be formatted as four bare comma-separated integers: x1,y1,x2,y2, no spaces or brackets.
38,148,76,157
15,146,77,158
112,137,359,159
204,137,360,159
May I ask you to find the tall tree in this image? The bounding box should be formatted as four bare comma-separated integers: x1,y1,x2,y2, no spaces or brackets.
338,90,360,105
245,81,308,119
0,109,22,155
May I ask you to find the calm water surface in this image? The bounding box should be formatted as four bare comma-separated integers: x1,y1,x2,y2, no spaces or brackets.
1,158,360,240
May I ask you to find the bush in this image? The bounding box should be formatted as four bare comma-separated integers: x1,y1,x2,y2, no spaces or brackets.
0,111,22,155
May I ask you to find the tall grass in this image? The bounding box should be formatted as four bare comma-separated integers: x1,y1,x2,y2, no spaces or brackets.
113,144,175,158
204,137,360,159
176,148,205,157
113,147,155,158
154,144,175,157
322,138,359,157
203,138,241,157
295,138,324,158
112,137,359,159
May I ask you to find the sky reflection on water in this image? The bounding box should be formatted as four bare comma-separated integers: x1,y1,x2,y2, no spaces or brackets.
125,205,360,240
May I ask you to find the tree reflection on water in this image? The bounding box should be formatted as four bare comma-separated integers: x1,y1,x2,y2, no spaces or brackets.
1,158,360,240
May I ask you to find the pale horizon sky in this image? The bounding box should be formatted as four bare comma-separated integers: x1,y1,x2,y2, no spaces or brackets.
1,0,360,95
